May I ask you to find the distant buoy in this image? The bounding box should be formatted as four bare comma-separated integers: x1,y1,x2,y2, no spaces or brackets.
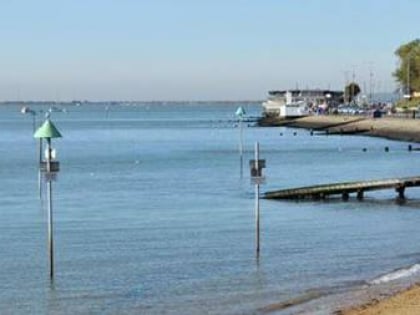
362,148,367,152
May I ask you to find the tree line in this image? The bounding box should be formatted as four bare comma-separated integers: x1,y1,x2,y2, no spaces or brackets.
394,39,420,97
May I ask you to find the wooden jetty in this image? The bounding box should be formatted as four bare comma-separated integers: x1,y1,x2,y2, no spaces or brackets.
264,176,420,201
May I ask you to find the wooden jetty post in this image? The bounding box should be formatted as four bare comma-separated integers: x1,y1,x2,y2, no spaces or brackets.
342,192,349,201
396,184,405,200
34,119,62,281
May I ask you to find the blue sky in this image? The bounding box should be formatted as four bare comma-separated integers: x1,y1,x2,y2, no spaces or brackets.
0,0,418,101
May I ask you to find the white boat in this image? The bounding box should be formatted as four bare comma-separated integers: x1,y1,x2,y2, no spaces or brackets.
262,91,309,118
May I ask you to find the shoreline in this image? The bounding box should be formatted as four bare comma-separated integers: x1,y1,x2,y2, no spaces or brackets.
257,276,420,315
337,284,420,315
259,114,420,315
259,115,420,143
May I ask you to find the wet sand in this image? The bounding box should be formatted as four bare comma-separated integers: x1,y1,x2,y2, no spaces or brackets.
338,284,420,315
260,115,420,143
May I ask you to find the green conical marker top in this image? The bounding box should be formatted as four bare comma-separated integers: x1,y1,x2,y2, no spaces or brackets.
34,119,62,139
235,106,246,117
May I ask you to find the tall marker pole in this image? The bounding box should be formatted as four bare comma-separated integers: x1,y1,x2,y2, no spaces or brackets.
249,142,265,259
254,142,260,256
34,119,62,281
239,118,244,178
38,139,43,199
235,106,246,178
46,137,54,280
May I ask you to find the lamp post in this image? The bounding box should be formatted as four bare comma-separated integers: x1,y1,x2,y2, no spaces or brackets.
21,106,36,132
21,106,44,199
235,106,246,177
34,119,62,281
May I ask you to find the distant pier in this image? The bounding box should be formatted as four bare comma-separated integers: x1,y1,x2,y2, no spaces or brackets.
263,176,420,201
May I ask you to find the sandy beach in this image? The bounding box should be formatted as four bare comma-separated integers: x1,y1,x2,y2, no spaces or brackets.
259,115,420,143
337,284,420,315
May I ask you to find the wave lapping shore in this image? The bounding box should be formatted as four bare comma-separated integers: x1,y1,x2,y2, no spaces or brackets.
259,115,420,143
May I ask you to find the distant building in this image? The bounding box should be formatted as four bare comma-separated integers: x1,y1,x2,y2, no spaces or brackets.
262,89,344,117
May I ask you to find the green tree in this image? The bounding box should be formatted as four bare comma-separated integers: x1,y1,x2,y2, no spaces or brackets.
393,39,420,95
344,82,361,103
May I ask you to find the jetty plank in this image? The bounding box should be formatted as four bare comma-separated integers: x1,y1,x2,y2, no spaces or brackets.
264,176,420,200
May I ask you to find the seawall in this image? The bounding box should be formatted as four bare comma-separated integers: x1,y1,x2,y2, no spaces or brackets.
259,115,420,143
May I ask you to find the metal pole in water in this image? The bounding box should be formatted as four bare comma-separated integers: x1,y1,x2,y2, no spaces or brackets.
254,142,260,257
31,114,36,134
34,118,62,281
239,118,244,178
21,107,42,199
255,182,260,257
46,138,54,280
235,106,246,178
38,139,43,199
249,142,265,260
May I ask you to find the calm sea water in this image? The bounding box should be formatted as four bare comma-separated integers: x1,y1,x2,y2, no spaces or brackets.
2,103,420,314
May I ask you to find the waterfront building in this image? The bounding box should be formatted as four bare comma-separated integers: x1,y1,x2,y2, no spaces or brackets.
262,89,344,117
